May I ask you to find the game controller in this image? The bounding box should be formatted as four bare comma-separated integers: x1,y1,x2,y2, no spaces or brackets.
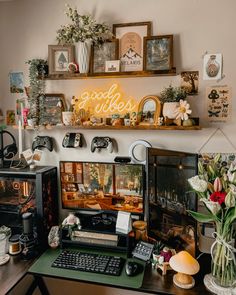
62,133,82,148
91,137,113,153
32,136,53,152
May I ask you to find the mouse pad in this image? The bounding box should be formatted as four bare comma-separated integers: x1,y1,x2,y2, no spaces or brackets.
29,248,145,289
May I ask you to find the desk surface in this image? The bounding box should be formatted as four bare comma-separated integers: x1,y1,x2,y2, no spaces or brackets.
0,255,35,295
28,248,212,295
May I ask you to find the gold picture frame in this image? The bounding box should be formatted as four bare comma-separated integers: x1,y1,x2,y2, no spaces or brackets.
138,95,161,125
48,45,75,75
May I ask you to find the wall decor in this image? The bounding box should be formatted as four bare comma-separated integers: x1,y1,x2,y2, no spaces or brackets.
9,72,24,93
113,22,152,72
90,39,119,73
39,93,65,125
180,71,199,95
48,45,75,75
143,35,173,71
105,60,120,73
6,110,15,125
203,53,222,80
138,95,161,125
206,86,231,122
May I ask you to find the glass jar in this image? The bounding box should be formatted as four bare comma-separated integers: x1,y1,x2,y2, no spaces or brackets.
9,234,21,255
132,221,148,241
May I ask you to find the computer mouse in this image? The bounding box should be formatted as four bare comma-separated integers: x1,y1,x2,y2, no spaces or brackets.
125,261,143,276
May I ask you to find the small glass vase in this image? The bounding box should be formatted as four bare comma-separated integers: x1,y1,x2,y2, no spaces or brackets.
211,229,236,288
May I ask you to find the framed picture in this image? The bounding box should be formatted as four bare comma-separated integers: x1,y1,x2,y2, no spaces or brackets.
143,35,173,71
138,95,161,125
113,22,152,72
105,60,120,73
48,45,75,75
39,93,65,125
90,39,119,73
181,71,199,95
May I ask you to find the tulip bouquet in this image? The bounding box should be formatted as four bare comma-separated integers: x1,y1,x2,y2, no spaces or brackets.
188,154,236,287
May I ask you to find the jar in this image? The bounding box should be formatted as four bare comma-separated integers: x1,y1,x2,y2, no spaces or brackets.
0,226,11,253
0,233,7,256
132,221,148,241
9,234,21,255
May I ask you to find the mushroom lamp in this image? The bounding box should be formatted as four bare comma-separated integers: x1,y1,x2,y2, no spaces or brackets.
169,251,200,289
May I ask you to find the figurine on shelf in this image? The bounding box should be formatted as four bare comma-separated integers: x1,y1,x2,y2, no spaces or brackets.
152,243,176,275
62,213,81,237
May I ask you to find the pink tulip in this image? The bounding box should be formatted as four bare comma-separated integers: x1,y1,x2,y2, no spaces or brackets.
213,177,222,192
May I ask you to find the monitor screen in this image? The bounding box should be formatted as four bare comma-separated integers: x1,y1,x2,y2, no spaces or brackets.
60,161,144,215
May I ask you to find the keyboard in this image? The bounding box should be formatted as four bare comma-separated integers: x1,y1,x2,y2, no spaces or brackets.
52,250,124,276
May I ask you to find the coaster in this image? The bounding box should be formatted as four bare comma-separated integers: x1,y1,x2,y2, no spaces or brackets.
0,254,10,266
204,273,236,295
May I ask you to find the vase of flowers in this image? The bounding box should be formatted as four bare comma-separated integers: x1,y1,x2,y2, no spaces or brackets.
188,154,236,289
56,4,112,74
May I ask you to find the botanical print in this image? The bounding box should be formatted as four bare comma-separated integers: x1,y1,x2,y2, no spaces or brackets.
6,110,15,125
181,71,199,95
9,72,24,93
146,38,171,70
54,51,69,71
203,53,222,80
206,86,231,122
93,42,117,73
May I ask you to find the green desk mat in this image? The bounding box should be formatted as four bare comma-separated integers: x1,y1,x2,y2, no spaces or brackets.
29,248,145,289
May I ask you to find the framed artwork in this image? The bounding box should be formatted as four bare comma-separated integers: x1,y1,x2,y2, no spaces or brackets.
90,39,119,73
143,35,173,71
39,93,65,125
9,72,24,93
181,71,199,95
113,22,152,72
48,45,75,75
138,95,161,125
6,110,16,125
105,60,120,73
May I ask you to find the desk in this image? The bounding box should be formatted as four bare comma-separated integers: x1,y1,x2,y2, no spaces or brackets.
28,249,212,295
0,255,35,295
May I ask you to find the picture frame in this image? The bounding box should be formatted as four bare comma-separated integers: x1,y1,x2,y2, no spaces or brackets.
113,22,152,72
105,60,120,73
143,35,173,71
39,93,66,126
90,39,119,73
138,95,161,125
48,45,75,75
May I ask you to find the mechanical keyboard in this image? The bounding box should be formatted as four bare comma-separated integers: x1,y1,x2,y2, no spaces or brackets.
52,250,124,276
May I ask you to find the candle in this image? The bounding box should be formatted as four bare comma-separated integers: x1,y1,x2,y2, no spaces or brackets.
18,120,22,157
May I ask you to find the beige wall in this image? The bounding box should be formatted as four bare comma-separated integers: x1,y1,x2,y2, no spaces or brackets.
1,0,236,293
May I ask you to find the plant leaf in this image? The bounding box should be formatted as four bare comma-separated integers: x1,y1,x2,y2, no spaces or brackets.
187,210,215,223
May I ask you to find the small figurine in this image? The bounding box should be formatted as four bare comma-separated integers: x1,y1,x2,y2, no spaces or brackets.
157,117,164,126
62,213,81,237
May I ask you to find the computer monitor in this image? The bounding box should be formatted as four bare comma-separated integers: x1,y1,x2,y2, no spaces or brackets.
60,161,144,216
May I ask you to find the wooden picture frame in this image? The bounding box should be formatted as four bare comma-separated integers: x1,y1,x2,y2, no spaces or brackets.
39,93,65,126
48,45,75,75
143,35,173,71
90,39,119,73
113,22,152,72
138,95,161,125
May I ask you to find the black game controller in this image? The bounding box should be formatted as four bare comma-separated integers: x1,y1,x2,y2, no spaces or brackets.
91,137,113,153
32,136,53,152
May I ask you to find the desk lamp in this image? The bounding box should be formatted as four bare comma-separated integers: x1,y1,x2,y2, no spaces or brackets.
169,251,200,289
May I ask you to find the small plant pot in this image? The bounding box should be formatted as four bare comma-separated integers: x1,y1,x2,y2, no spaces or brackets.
124,118,131,126
162,102,179,119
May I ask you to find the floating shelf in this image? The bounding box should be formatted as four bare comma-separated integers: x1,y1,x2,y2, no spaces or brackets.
44,68,177,80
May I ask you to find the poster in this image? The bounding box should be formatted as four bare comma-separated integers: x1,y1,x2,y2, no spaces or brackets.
181,71,199,95
9,72,24,93
203,53,222,81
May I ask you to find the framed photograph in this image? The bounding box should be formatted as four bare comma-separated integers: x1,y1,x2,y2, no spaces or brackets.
113,22,152,72
143,35,173,71
48,45,75,75
39,93,66,125
90,39,119,73
105,60,120,73
138,95,161,125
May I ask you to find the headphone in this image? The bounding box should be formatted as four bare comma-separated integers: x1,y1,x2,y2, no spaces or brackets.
0,130,18,159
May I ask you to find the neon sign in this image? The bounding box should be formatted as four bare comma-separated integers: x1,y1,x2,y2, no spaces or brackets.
72,84,137,116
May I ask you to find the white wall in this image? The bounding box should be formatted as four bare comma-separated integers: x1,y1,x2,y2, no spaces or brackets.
1,0,236,293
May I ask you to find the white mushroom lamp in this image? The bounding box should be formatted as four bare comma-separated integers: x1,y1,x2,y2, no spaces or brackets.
169,251,200,289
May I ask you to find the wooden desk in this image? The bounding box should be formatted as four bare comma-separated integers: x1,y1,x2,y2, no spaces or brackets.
0,255,35,295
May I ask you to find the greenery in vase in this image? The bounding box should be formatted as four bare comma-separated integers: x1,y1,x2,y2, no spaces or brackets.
56,4,112,45
188,154,236,287
26,59,48,124
160,85,187,103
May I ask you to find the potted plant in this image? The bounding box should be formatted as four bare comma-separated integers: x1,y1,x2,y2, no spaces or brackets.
56,4,112,73
26,59,48,126
160,85,187,119
124,113,130,126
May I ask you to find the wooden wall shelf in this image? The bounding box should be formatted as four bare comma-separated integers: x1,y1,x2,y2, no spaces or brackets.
44,68,176,80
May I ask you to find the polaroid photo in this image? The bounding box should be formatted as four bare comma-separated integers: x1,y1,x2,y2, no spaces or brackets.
22,149,33,164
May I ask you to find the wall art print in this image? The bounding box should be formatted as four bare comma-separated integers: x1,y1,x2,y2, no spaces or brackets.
9,72,24,93
181,71,199,95
203,53,222,80
206,86,231,122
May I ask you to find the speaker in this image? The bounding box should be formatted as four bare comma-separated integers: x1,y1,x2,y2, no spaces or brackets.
0,130,17,159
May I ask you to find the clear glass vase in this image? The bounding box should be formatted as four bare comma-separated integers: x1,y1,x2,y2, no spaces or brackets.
211,228,236,288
